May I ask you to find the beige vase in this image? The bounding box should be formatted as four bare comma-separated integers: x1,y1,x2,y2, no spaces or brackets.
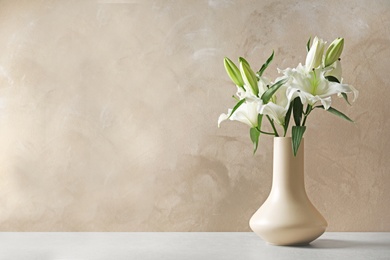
249,137,327,246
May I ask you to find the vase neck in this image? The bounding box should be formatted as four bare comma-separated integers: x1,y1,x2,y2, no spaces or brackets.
271,137,306,195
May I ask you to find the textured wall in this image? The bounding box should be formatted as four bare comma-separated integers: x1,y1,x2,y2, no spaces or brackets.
0,0,389,231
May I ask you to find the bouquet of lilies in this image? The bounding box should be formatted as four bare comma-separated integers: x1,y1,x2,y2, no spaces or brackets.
218,37,358,156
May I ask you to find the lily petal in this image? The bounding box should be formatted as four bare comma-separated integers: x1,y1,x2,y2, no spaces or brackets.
218,111,231,127
218,101,260,128
259,101,287,125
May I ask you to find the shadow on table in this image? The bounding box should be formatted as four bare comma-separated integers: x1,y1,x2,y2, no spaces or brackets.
301,239,390,249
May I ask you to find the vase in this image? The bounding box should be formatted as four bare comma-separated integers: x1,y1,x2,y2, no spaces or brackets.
249,137,327,246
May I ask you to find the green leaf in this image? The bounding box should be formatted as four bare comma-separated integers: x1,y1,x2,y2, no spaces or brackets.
250,127,260,154
227,99,246,119
325,75,340,83
283,101,293,136
224,57,244,87
341,93,351,106
257,113,263,129
292,97,303,126
250,114,263,154
257,51,274,77
318,106,354,122
306,37,311,52
260,78,287,104
292,126,306,157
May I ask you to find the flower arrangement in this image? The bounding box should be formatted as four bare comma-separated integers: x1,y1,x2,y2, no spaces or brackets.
218,36,358,155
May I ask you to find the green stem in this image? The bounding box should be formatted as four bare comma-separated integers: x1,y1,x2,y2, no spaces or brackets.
302,104,313,126
260,130,276,136
266,115,279,137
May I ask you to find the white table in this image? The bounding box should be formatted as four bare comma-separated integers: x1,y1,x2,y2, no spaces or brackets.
0,232,389,259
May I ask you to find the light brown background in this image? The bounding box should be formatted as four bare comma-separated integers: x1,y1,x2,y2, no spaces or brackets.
0,0,389,231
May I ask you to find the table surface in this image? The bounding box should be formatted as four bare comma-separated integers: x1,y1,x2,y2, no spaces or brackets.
0,232,389,260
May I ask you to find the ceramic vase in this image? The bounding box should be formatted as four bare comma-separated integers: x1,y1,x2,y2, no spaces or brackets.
249,137,327,246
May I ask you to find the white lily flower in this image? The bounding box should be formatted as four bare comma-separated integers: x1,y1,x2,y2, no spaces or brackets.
245,75,290,126
218,75,273,128
280,64,357,110
260,101,287,125
258,83,294,126
218,100,261,128
305,36,326,71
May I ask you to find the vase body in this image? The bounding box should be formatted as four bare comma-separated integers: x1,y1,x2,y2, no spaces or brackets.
249,137,327,246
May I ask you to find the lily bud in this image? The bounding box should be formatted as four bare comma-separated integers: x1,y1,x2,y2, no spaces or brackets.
239,56,250,68
224,57,244,87
239,58,259,96
305,36,325,70
324,37,344,67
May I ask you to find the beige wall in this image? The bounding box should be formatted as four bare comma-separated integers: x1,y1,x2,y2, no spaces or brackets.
0,0,389,231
